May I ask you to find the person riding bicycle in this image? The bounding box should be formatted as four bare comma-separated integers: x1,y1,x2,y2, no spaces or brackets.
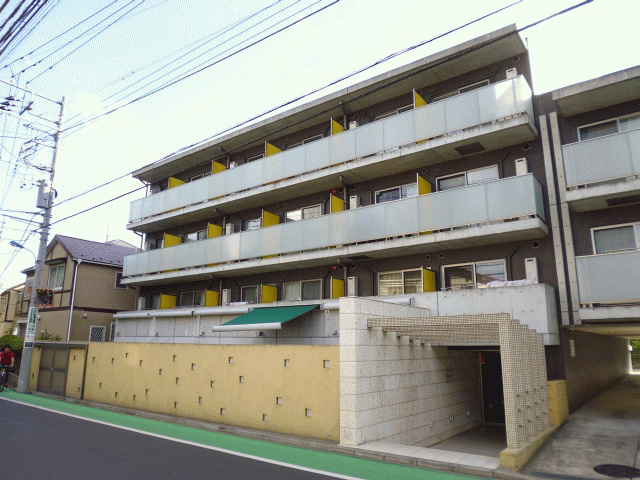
0,345,15,388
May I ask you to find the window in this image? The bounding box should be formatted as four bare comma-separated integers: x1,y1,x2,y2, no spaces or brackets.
246,154,264,163
578,113,640,141
592,223,640,254
241,285,259,304
283,279,322,301
375,183,418,204
378,269,423,295
437,165,499,191
191,171,211,181
47,264,65,290
115,272,127,290
442,260,506,290
432,79,490,102
374,104,413,121
152,295,162,310
179,291,205,307
285,204,322,222
286,134,323,149
244,218,261,231
183,229,207,243
145,237,163,251
89,325,106,342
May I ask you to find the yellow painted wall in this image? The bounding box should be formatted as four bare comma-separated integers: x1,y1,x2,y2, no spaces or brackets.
84,343,340,441
547,380,569,426
65,348,86,399
330,195,344,213
28,346,41,391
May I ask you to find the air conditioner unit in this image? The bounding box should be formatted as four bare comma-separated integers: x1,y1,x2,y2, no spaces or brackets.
225,223,235,235
221,289,231,305
349,195,360,210
349,120,358,130
229,161,237,169
506,68,517,80
525,257,539,283
515,158,528,176
347,276,359,297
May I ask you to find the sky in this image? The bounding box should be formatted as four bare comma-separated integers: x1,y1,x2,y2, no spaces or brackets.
0,0,637,290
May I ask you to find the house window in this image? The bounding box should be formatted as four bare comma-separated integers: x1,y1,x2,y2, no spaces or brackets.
246,153,264,163
183,229,207,243
145,237,163,251
592,223,640,254
47,264,65,290
374,104,413,121
114,272,127,290
285,204,322,222
190,171,211,181
578,113,640,141
442,260,506,290
375,183,418,204
286,134,323,149
378,269,422,295
436,165,499,191
241,286,259,304
283,279,322,301
432,79,490,102
179,291,205,307
244,218,261,231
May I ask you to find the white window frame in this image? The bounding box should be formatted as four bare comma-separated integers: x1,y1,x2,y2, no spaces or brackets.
282,279,323,301
432,79,490,102
441,259,507,291
286,133,324,150
285,204,323,222
152,294,162,310
374,104,413,121
377,268,423,296
114,272,127,290
374,182,419,204
190,171,211,182
578,112,640,141
47,263,65,290
183,229,207,243
246,153,264,163
241,285,260,304
591,222,640,255
435,164,499,192
179,290,205,307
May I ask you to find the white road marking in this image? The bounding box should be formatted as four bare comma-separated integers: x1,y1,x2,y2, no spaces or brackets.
0,395,362,480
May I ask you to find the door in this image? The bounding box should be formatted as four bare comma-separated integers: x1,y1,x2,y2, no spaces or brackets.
481,351,505,424
37,346,69,396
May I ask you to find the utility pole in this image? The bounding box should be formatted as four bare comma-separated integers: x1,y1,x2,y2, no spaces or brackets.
16,96,65,394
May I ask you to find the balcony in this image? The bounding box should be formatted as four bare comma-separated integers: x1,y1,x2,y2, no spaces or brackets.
128,76,536,233
562,129,640,211
576,250,640,322
122,174,546,284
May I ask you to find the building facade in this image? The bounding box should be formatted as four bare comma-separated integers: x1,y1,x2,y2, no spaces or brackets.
117,25,569,453
21,235,139,342
0,283,24,336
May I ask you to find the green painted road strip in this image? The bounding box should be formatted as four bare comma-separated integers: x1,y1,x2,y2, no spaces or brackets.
0,390,481,480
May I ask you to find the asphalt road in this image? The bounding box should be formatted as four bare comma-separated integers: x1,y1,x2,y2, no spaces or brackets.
0,398,354,480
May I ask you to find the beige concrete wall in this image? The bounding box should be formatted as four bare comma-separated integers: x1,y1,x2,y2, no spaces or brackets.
74,263,136,311
562,328,630,411
38,310,70,339
84,343,340,441
339,297,481,446
70,311,115,342
65,348,86,399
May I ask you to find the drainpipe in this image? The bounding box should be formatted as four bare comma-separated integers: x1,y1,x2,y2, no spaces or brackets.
67,259,81,341
508,247,519,281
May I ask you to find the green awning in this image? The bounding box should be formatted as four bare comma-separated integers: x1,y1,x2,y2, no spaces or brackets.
211,304,319,332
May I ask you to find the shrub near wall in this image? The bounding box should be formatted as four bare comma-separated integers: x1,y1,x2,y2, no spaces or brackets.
84,343,340,441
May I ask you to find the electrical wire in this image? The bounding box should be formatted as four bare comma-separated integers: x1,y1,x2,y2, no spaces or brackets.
0,0,59,63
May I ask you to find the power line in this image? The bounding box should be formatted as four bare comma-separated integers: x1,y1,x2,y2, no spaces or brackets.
63,0,340,132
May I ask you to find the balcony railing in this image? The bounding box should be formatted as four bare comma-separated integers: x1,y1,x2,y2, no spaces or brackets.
123,174,544,278
562,129,640,188
576,250,640,305
128,76,534,224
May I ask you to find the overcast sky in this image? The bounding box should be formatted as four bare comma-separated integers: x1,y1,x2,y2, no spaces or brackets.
0,0,636,289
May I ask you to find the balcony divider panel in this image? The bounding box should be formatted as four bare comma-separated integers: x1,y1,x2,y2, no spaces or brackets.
128,77,533,223
123,174,544,277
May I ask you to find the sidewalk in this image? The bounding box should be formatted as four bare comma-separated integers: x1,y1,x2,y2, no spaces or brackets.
0,389,529,480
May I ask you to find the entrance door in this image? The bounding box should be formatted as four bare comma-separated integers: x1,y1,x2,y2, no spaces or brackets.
37,346,69,396
481,351,505,424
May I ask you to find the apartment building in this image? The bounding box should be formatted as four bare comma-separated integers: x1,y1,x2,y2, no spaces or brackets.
539,65,640,409
0,283,24,336
21,235,139,342
117,25,563,452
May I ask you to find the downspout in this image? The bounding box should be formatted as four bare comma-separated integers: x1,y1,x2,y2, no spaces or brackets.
67,259,81,341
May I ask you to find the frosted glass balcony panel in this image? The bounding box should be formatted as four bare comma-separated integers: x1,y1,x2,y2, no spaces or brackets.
355,121,384,157
305,137,331,172
281,147,305,179
329,128,357,164
383,110,415,148
576,250,640,304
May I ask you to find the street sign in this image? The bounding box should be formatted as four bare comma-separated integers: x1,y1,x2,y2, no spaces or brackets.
24,306,37,348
